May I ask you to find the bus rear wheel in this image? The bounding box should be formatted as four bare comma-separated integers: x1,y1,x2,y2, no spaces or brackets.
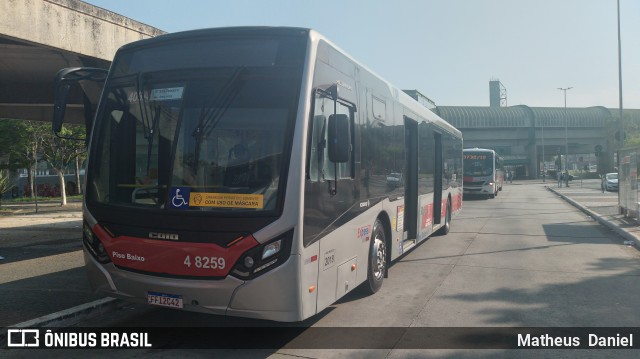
365,218,386,294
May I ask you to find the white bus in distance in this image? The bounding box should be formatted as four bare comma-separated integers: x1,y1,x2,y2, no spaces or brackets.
463,148,504,199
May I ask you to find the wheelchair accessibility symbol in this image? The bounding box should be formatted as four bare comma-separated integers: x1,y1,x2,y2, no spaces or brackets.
170,187,190,209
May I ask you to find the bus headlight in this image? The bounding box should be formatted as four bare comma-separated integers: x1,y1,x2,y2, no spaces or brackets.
262,239,281,259
232,229,293,280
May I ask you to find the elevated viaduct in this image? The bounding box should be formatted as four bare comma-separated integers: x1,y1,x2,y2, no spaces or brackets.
0,0,165,124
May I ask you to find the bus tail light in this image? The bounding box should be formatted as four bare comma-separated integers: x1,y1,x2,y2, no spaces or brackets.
231,229,293,280
83,222,111,264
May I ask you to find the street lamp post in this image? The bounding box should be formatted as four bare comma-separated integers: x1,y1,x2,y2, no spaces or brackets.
617,0,624,151
541,120,545,182
558,87,572,185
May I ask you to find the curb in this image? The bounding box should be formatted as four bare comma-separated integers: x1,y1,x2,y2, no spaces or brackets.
7,297,120,328
1,297,125,348
546,186,640,248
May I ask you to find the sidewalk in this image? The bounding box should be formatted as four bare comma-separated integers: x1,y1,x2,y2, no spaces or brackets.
544,179,640,248
0,200,112,328
0,201,83,248
1,199,82,212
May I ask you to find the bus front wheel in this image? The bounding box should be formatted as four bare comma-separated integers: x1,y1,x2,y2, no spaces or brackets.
365,218,386,294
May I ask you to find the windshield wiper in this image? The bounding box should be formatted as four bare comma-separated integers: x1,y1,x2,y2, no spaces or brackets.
136,74,161,175
192,67,245,170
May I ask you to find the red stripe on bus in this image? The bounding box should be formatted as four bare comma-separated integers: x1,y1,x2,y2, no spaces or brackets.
92,224,259,277
448,193,462,212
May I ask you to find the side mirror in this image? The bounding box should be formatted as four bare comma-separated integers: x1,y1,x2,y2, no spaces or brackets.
328,114,351,163
53,82,72,133
52,67,108,141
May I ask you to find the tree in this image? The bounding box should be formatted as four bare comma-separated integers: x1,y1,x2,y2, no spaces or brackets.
0,119,50,197
39,125,86,206
0,169,14,207
0,119,31,171
74,150,87,195
623,113,640,146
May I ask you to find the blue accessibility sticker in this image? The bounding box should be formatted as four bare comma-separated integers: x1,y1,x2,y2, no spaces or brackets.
170,187,190,209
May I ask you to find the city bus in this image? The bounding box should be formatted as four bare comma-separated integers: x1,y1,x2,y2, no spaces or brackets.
52,27,463,321
463,148,504,198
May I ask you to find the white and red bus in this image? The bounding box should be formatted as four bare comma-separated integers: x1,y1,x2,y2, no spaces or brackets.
463,148,504,198
53,27,463,321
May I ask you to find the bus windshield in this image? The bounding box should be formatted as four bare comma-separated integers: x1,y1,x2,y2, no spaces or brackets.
88,37,304,213
463,152,494,176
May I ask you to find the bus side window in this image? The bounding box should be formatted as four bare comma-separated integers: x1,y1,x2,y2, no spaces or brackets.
309,114,327,182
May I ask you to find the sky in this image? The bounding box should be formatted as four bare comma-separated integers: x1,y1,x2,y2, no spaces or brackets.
83,0,640,109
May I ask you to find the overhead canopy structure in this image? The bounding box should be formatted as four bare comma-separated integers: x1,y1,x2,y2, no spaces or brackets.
0,0,164,124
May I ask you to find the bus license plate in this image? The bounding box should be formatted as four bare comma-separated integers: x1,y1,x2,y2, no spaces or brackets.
147,291,184,309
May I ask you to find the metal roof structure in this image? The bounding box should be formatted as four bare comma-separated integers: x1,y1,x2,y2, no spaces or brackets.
435,105,617,129
436,105,531,127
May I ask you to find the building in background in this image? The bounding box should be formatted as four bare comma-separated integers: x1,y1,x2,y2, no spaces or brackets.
405,82,639,179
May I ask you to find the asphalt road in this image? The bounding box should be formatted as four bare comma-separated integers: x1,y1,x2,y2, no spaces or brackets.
3,182,639,358
0,202,107,327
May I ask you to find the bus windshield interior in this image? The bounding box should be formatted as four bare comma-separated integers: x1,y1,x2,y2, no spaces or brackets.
463,153,494,176
86,35,306,214
87,39,305,214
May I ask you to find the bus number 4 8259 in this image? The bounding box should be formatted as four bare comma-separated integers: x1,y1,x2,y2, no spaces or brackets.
184,256,226,270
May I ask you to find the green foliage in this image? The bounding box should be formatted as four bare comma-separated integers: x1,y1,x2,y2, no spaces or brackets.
0,119,86,203
3,194,83,203
600,113,640,152
39,124,86,171
39,124,86,205
0,119,86,172
1,119,34,170
0,169,14,205
623,114,640,146
0,119,54,171
605,112,640,147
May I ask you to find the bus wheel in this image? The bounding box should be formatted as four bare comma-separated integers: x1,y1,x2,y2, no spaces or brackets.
365,218,386,294
436,200,451,236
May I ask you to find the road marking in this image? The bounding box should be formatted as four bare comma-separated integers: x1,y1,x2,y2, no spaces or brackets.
9,297,120,328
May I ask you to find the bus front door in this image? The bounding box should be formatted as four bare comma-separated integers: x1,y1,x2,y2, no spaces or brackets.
404,117,418,244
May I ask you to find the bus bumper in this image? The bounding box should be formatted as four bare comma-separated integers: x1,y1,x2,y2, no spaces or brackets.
463,184,494,195
84,250,303,321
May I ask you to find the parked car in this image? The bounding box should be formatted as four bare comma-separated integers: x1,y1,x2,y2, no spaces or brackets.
601,172,618,192
386,172,403,188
